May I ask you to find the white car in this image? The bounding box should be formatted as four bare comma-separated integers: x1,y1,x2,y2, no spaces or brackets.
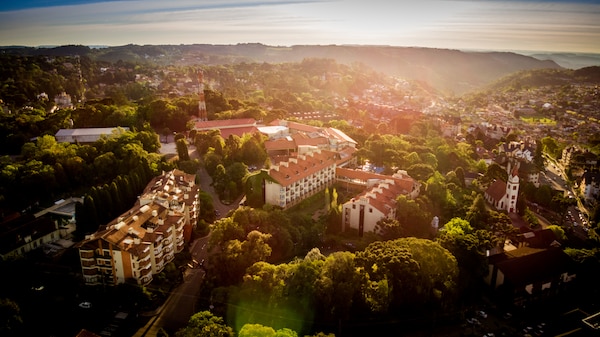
467,318,481,325
79,301,92,309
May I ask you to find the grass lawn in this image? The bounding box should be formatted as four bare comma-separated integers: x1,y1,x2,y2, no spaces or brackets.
520,116,557,126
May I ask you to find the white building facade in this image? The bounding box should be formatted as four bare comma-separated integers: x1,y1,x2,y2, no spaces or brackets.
264,149,338,209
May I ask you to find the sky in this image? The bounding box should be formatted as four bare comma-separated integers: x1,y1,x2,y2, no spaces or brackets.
1,0,599,53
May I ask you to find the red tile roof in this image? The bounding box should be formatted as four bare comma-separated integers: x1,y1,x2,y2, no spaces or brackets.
287,121,321,133
268,150,338,187
352,180,407,215
219,126,258,138
486,180,507,202
264,137,296,151
292,132,328,147
336,168,416,194
194,118,256,129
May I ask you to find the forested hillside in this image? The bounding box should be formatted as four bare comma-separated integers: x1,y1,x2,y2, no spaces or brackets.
1,43,563,95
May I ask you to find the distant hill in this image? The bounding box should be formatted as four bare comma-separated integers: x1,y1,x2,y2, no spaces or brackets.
0,43,563,95
482,66,600,92
525,52,600,70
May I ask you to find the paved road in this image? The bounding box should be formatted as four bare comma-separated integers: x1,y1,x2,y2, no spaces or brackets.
133,235,211,336
133,141,241,336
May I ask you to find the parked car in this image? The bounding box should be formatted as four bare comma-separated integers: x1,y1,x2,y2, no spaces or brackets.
79,301,92,309
466,318,481,325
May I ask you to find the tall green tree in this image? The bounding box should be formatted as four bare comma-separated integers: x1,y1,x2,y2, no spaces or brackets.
436,218,497,300
176,138,190,161
315,251,360,321
356,237,458,311
175,311,234,337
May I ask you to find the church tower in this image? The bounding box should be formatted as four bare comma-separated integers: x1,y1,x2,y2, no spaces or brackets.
198,70,207,121
505,166,519,213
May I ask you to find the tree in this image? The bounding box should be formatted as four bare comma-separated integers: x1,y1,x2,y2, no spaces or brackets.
547,224,567,241
209,226,272,286
407,163,435,182
315,252,360,321
440,217,473,236
395,195,432,238
356,238,458,312
436,218,497,300
209,217,246,248
374,218,404,240
481,163,508,184
240,136,267,166
534,184,554,207
238,324,298,337
176,138,190,161
489,210,519,244
227,162,249,192
175,311,234,337
109,181,124,215
465,194,488,229
541,135,561,159
197,190,216,233
93,152,118,181
454,166,466,188
79,194,100,235
0,298,23,337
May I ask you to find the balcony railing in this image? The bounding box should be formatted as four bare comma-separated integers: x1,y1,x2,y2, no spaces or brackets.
81,259,96,267
80,250,94,259
82,268,98,276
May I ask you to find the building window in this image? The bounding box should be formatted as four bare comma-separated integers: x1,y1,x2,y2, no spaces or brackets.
369,208,373,213
513,186,517,190
352,205,356,209
512,195,516,199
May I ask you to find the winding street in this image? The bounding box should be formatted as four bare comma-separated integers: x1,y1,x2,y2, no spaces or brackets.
133,142,241,336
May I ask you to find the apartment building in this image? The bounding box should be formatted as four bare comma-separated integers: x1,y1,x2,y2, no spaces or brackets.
76,170,199,286
580,171,600,203
264,149,338,209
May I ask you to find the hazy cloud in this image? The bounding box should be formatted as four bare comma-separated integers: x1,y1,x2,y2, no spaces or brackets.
0,0,598,53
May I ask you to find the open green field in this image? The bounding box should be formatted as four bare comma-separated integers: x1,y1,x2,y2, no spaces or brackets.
520,116,557,126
